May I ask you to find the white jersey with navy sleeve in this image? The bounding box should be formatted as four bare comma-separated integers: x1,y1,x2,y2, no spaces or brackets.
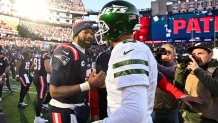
105,40,158,123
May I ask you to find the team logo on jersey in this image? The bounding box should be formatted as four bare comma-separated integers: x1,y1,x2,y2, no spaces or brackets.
54,54,70,66
101,5,128,14
81,61,85,67
62,50,69,56
123,49,134,55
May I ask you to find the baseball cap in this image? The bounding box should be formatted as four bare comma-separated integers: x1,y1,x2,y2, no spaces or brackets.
187,43,213,53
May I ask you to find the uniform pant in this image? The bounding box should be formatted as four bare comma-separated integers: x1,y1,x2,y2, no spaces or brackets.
152,108,180,123
0,75,11,98
18,74,31,103
10,66,16,79
5,74,11,92
33,76,47,116
97,88,107,120
49,105,78,123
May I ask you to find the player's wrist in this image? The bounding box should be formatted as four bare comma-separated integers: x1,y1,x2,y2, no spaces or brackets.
80,81,90,92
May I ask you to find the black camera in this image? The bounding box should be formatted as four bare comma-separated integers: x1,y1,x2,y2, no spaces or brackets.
152,48,167,63
176,55,192,64
176,55,200,65
152,48,167,56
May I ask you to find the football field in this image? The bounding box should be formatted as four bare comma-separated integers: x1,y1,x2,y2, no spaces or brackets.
0,77,49,123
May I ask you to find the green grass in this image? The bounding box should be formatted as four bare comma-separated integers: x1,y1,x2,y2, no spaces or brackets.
1,77,49,123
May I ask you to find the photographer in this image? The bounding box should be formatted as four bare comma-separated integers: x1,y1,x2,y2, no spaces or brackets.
175,43,218,123
153,43,182,123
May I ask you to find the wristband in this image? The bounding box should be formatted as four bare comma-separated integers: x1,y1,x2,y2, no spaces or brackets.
16,75,19,77
80,81,90,92
3,73,6,76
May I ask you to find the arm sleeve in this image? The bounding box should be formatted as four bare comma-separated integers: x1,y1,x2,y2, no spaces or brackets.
194,68,218,96
102,86,148,123
157,72,183,100
158,63,175,81
95,50,110,73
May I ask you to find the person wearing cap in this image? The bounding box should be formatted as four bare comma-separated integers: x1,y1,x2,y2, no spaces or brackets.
175,43,218,123
48,19,105,123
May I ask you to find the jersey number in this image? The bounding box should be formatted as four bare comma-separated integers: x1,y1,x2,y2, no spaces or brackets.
33,58,41,70
25,62,30,70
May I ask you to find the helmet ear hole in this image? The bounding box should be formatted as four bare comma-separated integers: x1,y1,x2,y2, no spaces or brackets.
109,21,127,40
112,21,126,33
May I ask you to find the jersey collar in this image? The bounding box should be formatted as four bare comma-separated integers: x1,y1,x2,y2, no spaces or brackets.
71,41,85,54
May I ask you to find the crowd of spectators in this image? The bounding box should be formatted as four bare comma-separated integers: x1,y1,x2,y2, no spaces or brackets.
0,33,216,60
0,34,108,59
46,0,86,12
19,21,72,42
0,35,59,49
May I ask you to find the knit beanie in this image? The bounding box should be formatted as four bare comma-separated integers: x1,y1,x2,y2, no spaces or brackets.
72,21,94,38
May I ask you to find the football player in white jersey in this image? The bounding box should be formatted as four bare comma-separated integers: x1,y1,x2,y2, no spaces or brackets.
94,0,158,123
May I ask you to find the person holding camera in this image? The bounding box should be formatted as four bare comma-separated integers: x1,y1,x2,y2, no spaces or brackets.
153,43,182,123
175,43,218,123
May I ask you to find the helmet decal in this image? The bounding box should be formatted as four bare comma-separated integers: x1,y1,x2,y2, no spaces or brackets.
101,5,128,14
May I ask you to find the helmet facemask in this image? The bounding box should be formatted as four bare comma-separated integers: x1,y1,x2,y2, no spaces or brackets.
95,20,109,45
